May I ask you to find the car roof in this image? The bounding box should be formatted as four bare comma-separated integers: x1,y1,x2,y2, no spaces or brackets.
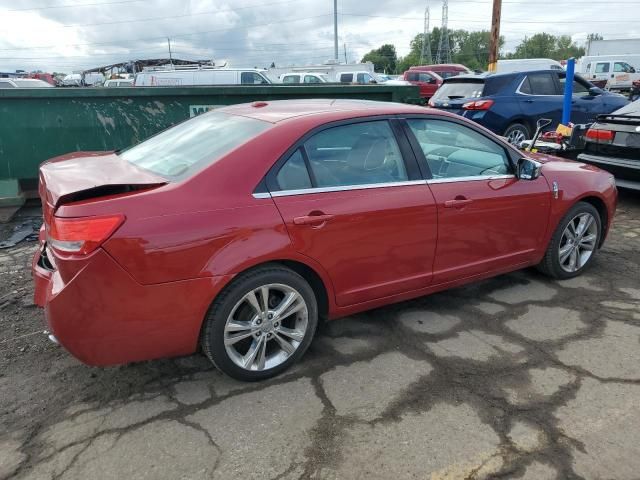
444,69,566,82
219,99,447,123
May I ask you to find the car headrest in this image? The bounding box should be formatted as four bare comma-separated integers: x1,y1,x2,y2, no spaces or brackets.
347,134,388,171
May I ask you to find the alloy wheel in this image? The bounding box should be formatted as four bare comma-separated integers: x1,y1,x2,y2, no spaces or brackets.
558,212,598,273
506,128,527,145
223,283,309,371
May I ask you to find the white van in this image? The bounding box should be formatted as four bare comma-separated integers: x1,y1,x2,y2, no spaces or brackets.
279,72,330,84
496,58,564,73
579,56,640,91
134,66,271,87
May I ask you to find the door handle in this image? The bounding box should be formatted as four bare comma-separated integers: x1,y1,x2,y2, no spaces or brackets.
293,213,334,225
444,197,473,208
524,99,534,103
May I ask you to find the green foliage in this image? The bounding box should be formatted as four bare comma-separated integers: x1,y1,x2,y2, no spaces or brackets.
395,28,503,73
504,33,585,61
587,33,604,42
361,44,397,73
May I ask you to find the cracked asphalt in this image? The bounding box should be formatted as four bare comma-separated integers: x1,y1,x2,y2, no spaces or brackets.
1,193,639,480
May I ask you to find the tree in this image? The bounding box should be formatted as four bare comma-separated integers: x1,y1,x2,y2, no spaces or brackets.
361,44,397,73
587,33,604,42
396,28,503,72
506,33,584,61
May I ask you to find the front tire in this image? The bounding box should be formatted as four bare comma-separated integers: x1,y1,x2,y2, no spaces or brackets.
503,123,531,146
201,265,318,381
537,202,602,279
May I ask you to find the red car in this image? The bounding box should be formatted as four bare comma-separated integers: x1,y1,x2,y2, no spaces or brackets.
33,99,617,381
402,70,443,99
408,63,472,79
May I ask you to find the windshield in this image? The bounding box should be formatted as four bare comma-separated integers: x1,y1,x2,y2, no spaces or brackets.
119,112,271,178
432,81,484,101
319,74,330,82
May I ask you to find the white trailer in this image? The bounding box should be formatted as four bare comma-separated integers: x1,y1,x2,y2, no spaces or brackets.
587,38,640,56
266,61,374,83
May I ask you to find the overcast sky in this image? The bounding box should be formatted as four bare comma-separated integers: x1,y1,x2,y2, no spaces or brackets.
1,0,639,73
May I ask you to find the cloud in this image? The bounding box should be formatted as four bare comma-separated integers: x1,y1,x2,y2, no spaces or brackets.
0,0,638,73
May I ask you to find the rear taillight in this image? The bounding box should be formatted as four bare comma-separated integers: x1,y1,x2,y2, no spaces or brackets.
48,214,124,255
585,128,615,144
462,99,494,110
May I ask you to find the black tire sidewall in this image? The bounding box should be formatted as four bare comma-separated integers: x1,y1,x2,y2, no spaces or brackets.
202,267,318,381
548,202,602,279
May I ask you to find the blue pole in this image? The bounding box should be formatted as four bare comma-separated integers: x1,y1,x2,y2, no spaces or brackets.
562,57,575,125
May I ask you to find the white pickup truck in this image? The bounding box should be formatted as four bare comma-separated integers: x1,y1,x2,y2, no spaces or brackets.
580,57,640,91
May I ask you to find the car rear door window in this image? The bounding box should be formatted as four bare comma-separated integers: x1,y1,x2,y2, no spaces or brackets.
302,121,408,188
276,149,312,190
304,75,321,83
595,62,610,73
522,73,558,95
282,75,300,83
406,119,511,179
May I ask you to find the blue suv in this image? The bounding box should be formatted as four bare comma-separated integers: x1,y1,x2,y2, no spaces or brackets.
429,70,630,144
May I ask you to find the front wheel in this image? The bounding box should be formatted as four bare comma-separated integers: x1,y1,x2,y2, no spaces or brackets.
201,265,318,381
537,202,602,279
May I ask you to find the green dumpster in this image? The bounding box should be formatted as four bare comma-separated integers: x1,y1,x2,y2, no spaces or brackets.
0,84,419,206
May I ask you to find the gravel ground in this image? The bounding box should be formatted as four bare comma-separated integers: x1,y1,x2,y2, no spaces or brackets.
1,193,639,480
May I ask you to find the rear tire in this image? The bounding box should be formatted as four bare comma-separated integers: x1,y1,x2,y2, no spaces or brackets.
201,265,318,381
537,202,602,279
503,123,530,145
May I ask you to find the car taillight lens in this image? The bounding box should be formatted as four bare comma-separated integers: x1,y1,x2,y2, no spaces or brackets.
48,214,124,255
462,99,494,110
585,128,615,143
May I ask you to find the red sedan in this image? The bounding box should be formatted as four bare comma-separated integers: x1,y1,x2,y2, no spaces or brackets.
33,99,617,381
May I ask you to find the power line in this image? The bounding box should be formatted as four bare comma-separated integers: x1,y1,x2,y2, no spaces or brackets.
340,13,640,23
53,0,304,29
6,0,146,12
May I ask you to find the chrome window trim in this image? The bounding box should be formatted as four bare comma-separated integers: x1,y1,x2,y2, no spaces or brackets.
253,175,516,198
267,180,426,198
252,192,272,199
426,174,515,184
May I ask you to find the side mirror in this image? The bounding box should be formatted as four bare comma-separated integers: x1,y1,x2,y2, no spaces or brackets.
588,86,602,96
517,157,542,180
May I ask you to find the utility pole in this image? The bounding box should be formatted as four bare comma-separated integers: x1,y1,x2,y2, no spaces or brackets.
488,0,502,72
344,43,347,63
333,0,339,61
167,37,173,66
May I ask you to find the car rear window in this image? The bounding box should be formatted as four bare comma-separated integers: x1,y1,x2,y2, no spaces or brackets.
431,81,484,101
119,112,271,179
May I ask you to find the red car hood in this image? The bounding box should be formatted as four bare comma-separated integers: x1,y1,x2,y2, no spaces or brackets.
39,151,166,207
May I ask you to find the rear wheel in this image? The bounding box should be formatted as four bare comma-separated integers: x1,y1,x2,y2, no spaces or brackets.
201,265,318,381
503,123,530,146
537,202,602,279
